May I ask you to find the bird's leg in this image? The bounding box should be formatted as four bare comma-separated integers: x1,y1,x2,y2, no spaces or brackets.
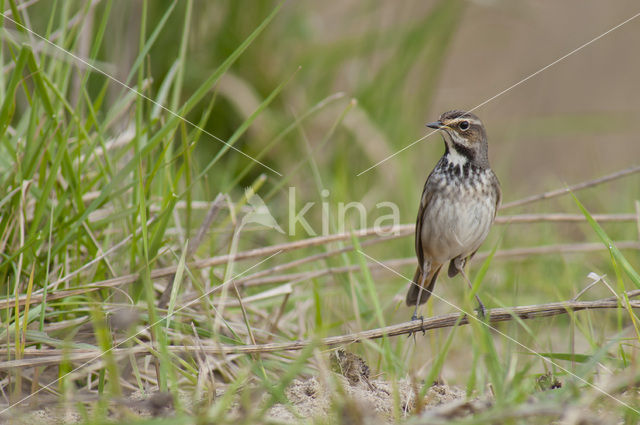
412,263,430,321
408,265,430,340
455,258,486,318
411,276,425,321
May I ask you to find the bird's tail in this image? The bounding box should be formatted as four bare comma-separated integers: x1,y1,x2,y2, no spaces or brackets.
405,264,442,306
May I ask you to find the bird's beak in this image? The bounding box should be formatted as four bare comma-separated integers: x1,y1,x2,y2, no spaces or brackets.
426,121,443,129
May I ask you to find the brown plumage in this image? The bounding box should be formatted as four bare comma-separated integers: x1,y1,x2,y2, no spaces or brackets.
407,110,501,317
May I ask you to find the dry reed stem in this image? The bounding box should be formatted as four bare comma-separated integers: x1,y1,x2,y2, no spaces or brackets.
237,241,640,287
635,201,640,240
500,165,640,210
188,193,226,258
226,214,635,285
3,240,639,309
22,213,636,302
2,291,639,369
3,171,638,311
5,165,637,311
495,213,637,223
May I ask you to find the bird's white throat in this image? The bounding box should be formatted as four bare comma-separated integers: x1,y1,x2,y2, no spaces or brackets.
444,149,468,168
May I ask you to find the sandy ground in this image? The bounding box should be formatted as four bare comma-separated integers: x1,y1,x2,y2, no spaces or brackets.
10,350,476,424
14,349,617,424
266,376,469,424
13,381,470,425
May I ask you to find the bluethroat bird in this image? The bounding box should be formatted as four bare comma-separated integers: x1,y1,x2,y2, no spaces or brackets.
406,110,501,319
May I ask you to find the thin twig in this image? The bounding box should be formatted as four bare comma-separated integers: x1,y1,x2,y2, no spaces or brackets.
635,200,640,241
136,212,640,282
494,213,637,224
500,165,640,210
235,220,636,285
159,194,225,308
187,193,225,258
238,232,403,284
9,166,637,311
11,209,637,309
236,241,640,287
3,291,640,367
3,240,639,309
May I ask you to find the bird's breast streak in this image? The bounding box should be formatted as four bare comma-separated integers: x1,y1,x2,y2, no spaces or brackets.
421,189,495,262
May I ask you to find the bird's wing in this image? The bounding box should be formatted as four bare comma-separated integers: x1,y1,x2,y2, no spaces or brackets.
492,172,502,219
415,175,436,272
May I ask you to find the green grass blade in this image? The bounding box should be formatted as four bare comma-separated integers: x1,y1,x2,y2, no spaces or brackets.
573,194,640,288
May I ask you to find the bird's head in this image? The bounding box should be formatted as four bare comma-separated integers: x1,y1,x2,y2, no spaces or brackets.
427,110,489,167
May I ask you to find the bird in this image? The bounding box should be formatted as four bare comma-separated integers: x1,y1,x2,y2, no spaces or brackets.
407,110,501,320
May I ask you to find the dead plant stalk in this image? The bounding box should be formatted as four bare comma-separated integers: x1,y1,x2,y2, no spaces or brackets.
3,291,640,369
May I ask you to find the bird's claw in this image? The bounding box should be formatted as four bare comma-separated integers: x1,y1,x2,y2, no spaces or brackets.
408,314,426,337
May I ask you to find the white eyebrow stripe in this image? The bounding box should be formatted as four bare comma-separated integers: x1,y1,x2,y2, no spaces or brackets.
446,117,482,126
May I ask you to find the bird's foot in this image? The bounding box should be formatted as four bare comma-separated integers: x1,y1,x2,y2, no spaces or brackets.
473,294,487,320
408,314,426,337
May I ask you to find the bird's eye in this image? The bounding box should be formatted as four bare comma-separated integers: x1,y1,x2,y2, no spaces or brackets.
459,120,470,130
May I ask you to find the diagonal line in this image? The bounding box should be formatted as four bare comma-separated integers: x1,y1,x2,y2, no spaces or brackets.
0,250,283,415
357,10,640,176
357,130,438,176
0,12,282,177
357,249,640,414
